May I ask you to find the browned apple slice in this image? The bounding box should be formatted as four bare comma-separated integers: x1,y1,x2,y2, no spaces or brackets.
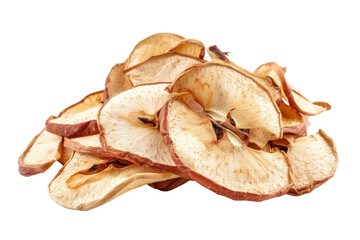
206,45,281,105
160,98,292,201
254,62,331,116
99,83,186,177
124,52,205,86
167,63,283,148
46,91,103,138
125,33,184,69
103,63,133,102
19,129,63,176
168,39,205,59
285,130,338,195
279,101,307,136
49,152,176,210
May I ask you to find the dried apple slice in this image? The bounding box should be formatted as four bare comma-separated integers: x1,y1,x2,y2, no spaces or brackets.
19,129,63,176
124,52,205,86
103,63,133,102
148,178,188,191
64,135,185,191
160,98,292,201
168,39,205,59
46,91,103,138
254,62,331,116
63,134,132,164
49,152,176,210
125,33,184,69
285,130,338,195
206,45,281,105
167,63,283,147
279,101,307,136
58,147,73,165
99,83,186,177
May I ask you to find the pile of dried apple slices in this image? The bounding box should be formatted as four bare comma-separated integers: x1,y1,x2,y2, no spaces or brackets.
18,33,338,210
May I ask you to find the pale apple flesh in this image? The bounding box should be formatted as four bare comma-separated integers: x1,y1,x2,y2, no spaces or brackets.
285,130,338,195
103,63,133,102
18,129,63,176
99,83,186,177
167,63,283,147
160,98,293,201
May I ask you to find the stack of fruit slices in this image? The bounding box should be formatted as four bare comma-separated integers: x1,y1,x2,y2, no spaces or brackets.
19,33,338,210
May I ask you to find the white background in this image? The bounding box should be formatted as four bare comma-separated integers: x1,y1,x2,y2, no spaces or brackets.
1,0,359,239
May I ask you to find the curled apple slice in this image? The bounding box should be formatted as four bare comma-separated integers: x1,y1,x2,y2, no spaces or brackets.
168,39,205,59
285,130,338,195
49,152,176,210
103,63,133,102
279,101,307,136
18,129,63,176
254,62,331,116
125,33,184,69
46,91,103,138
124,52,205,86
160,98,292,201
206,45,281,105
167,63,283,147
99,83,186,176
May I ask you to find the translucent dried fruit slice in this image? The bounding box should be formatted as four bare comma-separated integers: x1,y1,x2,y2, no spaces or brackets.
167,63,283,147
18,129,63,176
279,101,307,136
168,39,205,59
103,63,133,102
254,62,331,116
124,52,205,86
63,134,132,165
49,152,176,210
160,98,293,201
99,83,185,176
125,33,184,69
46,91,103,138
207,45,281,105
286,130,338,195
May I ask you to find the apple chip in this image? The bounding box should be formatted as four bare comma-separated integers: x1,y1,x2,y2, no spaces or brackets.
168,39,205,59
49,152,176,210
254,62,331,116
207,45,281,105
148,178,188,191
167,63,283,146
285,130,338,195
103,63,133,102
99,83,186,176
64,135,132,165
125,33,184,69
46,91,103,138
279,101,307,136
160,98,292,201
124,52,205,86
19,129,63,176
58,147,73,165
